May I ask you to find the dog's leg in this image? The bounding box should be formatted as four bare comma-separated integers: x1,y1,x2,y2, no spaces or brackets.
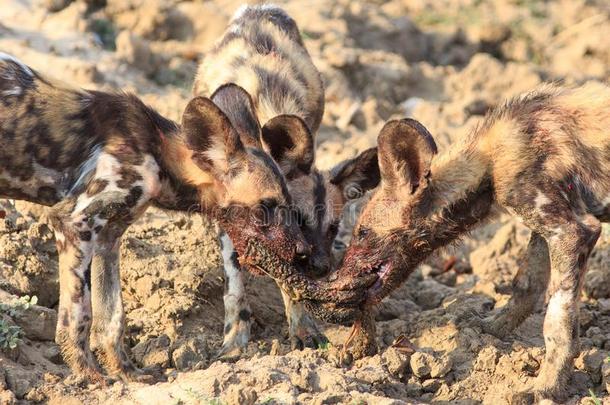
89,223,154,382
503,186,601,402
217,231,252,358
478,231,550,337
50,200,104,384
52,151,159,382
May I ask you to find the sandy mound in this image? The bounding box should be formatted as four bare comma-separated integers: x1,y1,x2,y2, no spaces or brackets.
1,0,609,404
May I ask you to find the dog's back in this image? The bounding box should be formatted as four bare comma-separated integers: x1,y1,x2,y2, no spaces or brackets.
0,53,99,205
194,4,324,135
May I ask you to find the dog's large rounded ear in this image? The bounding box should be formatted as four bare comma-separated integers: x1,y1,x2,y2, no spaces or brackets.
330,147,379,200
210,83,262,148
377,118,437,194
181,96,245,172
261,114,314,179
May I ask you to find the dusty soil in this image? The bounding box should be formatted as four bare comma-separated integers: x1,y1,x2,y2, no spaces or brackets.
1,0,609,404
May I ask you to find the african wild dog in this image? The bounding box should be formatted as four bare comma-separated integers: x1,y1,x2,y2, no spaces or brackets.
0,53,311,383
194,4,380,355
308,83,610,401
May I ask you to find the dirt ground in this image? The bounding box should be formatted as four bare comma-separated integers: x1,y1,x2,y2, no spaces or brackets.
1,0,609,404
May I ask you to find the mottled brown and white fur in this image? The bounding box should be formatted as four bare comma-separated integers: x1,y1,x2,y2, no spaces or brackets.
0,53,309,382
320,83,609,402
194,5,380,354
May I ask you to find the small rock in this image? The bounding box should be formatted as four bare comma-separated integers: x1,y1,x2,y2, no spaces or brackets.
381,347,411,378
4,367,33,399
410,352,432,378
586,326,606,348
464,99,491,116
601,361,610,393
474,346,499,372
430,355,452,378
422,378,442,393
435,271,457,287
410,351,453,379
405,382,423,397
115,30,158,75
598,298,610,314
223,385,257,405
41,0,72,12
13,305,57,341
0,389,16,405
575,348,606,384
42,345,62,365
171,337,208,371
412,279,453,310
132,335,171,368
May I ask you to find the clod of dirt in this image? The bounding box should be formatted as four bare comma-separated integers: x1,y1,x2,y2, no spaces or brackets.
132,335,171,369
575,348,607,384
171,337,209,371
412,279,454,310
42,0,72,13
409,350,453,379
0,209,58,307
473,346,500,373
222,385,257,405
115,31,159,75
381,347,411,378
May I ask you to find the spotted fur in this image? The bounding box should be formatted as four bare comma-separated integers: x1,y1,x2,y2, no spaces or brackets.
194,5,381,354
317,83,610,401
0,53,306,382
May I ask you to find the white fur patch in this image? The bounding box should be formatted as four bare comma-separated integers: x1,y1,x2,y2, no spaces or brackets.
2,86,22,96
0,52,33,76
73,151,160,214
73,151,121,213
70,145,103,195
534,191,552,210
220,233,245,297
546,289,572,325
134,154,162,199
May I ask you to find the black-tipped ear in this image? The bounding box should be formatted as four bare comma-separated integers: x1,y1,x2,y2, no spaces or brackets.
182,96,245,170
377,118,437,193
330,147,380,199
210,83,262,148
261,114,314,178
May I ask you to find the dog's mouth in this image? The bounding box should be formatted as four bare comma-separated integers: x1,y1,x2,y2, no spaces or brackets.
365,261,392,303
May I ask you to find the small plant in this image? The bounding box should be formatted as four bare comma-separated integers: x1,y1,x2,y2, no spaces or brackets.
588,389,602,405
0,294,38,316
0,319,21,350
206,400,225,405
0,295,38,350
19,295,38,309
318,341,331,351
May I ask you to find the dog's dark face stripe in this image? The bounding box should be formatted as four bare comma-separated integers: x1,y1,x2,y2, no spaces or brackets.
313,170,326,235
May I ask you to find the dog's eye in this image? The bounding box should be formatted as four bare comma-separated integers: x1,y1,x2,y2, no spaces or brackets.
255,198,278,226
259,198,278,212
357,227,370,239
